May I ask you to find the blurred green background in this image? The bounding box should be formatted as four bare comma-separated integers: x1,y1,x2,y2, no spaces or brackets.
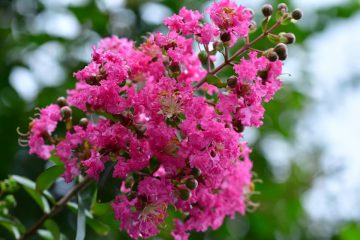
1,0,360,239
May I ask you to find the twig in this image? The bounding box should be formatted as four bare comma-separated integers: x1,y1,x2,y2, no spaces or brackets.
194,17,285,89
19,176,93,240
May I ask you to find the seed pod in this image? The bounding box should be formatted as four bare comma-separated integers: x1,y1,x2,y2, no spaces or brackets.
192,167,202,178
291,9,303,20
56,97,67,107
262,4,273,17
179,188,191,201
220,32,231,42
61,106,72,119
227,76,237,88
185,178,198,190
79,118,89,128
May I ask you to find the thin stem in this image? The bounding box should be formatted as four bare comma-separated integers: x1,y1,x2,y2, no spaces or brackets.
20,177,93,240
194,17,284,89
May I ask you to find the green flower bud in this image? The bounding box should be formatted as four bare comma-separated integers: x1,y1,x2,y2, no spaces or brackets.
56,96,67,107
179,188,191,201
262,4,273,17
192,167,202,178
79,118,89,128
61,106,72,119
277,3,288,12
4,195,17,208
291,9,303,20
185,178,198,190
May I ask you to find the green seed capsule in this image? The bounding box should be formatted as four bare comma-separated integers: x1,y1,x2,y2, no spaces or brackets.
185,178,198,190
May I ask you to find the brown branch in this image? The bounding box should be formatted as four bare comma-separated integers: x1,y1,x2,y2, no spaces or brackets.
20,177,93,240
194,17,285,89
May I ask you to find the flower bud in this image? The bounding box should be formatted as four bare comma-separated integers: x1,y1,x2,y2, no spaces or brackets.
79,118,89,128
56,96,67,107
277,3,288,13
291,9,303,20
249,20,257,33
232,119,244,133
179,188,191,201
185,178,198,190
4,195,17,208
220,32,231,42
267,51,279,62
227,76,237,88
61,106,72,119
191,167,202,178
262,4,273,17
280,32,296,44
274,43,288,61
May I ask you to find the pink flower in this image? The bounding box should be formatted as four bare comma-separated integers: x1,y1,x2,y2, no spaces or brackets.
28,104,61,160
207,0,252,38
82,150,105,181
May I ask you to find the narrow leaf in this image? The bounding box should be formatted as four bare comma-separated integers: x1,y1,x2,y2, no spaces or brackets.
44,219,60,240
96,162,122,203
36,165,64,193
11,175,51,213
206,75,226,88
76,192,86,240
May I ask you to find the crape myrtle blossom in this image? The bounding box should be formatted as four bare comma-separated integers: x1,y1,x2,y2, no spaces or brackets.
22,1,301,239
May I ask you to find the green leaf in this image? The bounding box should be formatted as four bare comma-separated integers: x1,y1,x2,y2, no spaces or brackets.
11,175,51,213
76,191,86,240
36,165,64,193
205,75,226,88
96,162,122,203
44,219,60,240
0,216,25,239
86,217,110,236
49,155,63,165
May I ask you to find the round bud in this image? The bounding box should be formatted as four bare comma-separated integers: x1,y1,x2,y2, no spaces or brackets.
277,3,288,12
61,106,72,119
191,167,202,178
274,43,288,56
233,120,244,133
262,4,273,17
4,195,17,208
267,51,279,62
220,32,231,42
185,178,198,190
179,188,191,201
56,97,67,107
291,9,303,20
79,118,89,128
284,33,296,44
227,76,237,88
249,20,257,33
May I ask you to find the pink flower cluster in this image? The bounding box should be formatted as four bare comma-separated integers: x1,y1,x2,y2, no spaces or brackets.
26,1,287,239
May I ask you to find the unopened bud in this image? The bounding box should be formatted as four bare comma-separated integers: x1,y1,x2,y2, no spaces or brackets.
280,32,296,44
125,175,134,189
267,51,279,62
4,195,17,208
274,43,288,61
220,32,231,42
179,188,191,201
227,76,237,88
233,120,244,133
185,178,198,190
249,21,257,33
277,3,288,12
262,4,273,17
192,167,202,178
61,106,72,119
291,9,303,20
56,97,67,107
79,118,89,128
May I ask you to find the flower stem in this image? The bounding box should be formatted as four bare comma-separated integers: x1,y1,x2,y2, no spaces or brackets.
194,17,285,89
19,176,93,240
